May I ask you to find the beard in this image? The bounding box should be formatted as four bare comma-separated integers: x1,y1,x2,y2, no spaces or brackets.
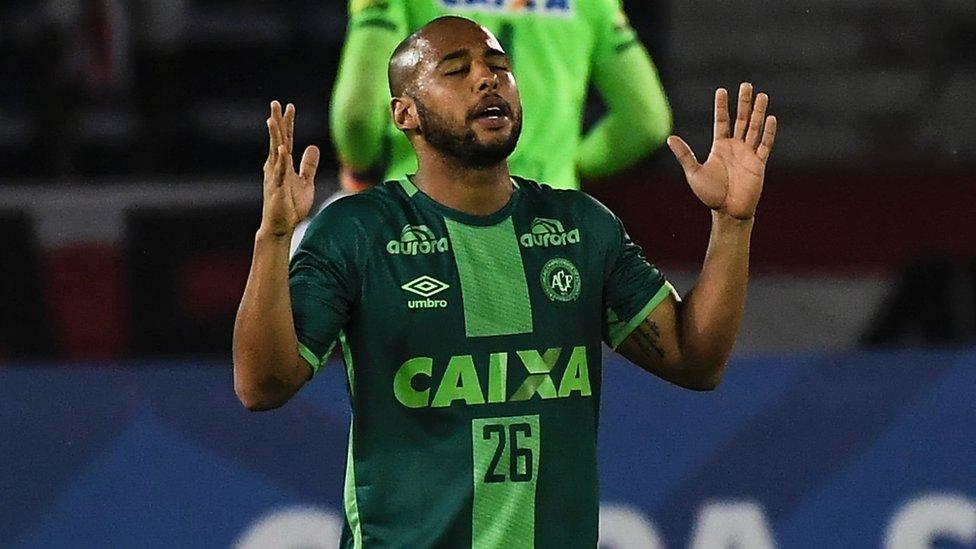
414,97,522,168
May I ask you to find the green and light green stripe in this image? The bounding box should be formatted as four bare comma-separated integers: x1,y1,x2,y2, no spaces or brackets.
343,422,363,549
471,415,540,549
444,218,533,337
297,340,336,376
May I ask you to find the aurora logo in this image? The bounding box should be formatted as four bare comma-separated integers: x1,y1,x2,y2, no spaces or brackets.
386,225,449,255
519,218,581,248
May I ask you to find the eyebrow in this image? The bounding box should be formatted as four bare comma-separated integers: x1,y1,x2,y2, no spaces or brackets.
437,50,468,66
437,47,509,66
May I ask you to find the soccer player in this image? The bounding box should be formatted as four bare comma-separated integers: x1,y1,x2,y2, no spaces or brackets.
331,0,672,191
234,16,776,548
291,0,671,254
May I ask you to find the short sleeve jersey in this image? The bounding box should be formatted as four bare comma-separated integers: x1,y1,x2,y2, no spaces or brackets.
290,177,671,548
345,0,639,190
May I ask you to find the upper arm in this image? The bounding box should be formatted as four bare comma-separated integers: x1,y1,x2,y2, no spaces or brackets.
615,293,706,390
289,198,369,377
591,194,710,390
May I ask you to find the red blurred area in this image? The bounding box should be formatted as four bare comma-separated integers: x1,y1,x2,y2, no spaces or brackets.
592,165,975,275
177,252,250,323
44,245,126,361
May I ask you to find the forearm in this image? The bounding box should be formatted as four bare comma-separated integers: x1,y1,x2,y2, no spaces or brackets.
232,229,307,410
578,47,671,179
677,212,753,380
577,108,670,179
330,26,400,170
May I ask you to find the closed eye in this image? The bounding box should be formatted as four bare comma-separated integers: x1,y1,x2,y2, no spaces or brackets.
445,67,468,76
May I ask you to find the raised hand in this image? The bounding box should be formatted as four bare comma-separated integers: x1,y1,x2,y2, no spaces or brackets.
261,101,320,237
667,83,777,220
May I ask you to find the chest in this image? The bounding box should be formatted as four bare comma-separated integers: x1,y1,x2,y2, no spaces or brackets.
355,213,604,349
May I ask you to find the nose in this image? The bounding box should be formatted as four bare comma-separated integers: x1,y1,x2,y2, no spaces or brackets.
474,63,498,93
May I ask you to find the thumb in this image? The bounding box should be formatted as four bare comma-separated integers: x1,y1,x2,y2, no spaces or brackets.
299,145,320,184
667,135,699,176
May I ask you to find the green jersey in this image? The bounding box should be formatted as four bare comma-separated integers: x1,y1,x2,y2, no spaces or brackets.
332,0,671,189
290,177,671,548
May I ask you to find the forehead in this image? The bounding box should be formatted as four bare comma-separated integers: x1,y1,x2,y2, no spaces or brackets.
422,22,505,61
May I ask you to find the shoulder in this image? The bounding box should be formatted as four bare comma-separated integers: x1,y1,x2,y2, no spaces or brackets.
305,182,406,244
516,176,618,223
320,181,404,217
515,176,623,251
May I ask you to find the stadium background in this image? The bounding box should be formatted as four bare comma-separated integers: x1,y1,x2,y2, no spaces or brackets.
1,1,974,547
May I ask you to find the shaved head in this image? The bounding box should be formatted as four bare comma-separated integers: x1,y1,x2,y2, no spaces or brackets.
388,16,494,97
387,15,522,168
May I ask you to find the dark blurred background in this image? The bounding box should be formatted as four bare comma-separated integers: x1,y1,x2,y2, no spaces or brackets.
2,0,974,362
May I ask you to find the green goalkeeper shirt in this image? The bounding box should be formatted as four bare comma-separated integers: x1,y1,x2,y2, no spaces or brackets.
330,0,672,189
290,177,672,547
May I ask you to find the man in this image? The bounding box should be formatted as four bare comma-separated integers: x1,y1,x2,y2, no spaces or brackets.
292,0,671,254
234,16,776,548
330,0,672,191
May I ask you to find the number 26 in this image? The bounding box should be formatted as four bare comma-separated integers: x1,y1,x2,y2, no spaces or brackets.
483,423,533,483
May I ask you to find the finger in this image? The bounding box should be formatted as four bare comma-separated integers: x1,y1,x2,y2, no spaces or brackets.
283,103,295,154
270,100,282,124
732,82,753,140
276,144,290,186
268,117,283,159
745,92,769,150
266,118,277,160
299,145,320,184
757,115,778,163
713,88,730,141
667,135,699,176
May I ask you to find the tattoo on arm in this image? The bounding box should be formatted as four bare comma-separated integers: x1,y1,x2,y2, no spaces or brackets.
632,320,665,360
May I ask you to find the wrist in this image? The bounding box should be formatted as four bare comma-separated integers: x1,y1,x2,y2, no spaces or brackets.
712,210,755,225
256,225,294,244
710,210,755,238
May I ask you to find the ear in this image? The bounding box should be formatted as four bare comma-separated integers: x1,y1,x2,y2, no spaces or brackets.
391,97,420,132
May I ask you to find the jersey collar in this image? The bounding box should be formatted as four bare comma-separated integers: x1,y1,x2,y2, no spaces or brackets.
398,175,522,227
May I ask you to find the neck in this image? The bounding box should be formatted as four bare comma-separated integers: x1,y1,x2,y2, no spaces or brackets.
413,152,513,216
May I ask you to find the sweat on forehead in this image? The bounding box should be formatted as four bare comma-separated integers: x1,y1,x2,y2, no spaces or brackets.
387,16,502,96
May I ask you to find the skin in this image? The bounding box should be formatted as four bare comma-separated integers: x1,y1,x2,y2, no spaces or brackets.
617,83,777,390
232,17,777,410
389,17,523,216
232,101,319,410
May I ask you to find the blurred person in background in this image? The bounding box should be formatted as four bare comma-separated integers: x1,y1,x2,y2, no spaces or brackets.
130,0,188,173
332,0,671,192
10,0,186,177
291,0,672,252
14,0,130,176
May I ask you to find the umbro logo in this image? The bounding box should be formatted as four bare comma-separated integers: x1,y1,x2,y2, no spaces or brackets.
402,275,449,309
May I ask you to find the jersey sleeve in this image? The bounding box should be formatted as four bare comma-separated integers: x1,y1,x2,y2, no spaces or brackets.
577,0,672,179
289,197,370,374
330,0,410,170
592,198,674,349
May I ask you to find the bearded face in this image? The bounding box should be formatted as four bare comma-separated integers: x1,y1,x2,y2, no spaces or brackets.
414,94,523,167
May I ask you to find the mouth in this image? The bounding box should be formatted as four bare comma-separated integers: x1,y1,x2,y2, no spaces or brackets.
471,97,512,122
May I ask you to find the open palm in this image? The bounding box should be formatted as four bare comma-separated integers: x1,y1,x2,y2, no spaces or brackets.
667,83,777,220
262,101,319,237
